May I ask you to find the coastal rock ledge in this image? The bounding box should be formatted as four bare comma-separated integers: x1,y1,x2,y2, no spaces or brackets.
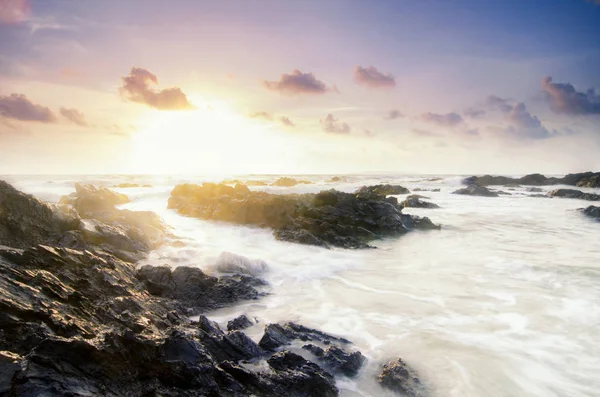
168,183,440,249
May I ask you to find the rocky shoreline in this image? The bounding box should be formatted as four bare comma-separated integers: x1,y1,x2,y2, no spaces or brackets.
0,181,424,396
463,172,600,188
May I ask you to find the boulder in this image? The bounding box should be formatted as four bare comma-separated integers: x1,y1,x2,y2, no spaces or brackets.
378,358,426,396
259,322,351,352
215,252,269,276
401,195,439,209
60,183,129,216
548,189,600,201
168,184,439,249
452,185,499,197
271,177,312,187
465,172,600,187
302,344,365,377
526,187,543,192
227,315,255,331
356,184,410,195
580,205,600,220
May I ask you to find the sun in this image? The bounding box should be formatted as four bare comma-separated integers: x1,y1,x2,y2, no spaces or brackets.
127,96,298,175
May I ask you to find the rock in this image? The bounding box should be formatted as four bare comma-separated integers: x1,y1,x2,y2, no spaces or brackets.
259,322,351,352
452,185,499,197
223,179,268,186
526,187,543,192
0,351,21,394
327,176,346,183
215,252,269,276
548,189,600,201
227,315,254,331
494,190,512,195
465,172,600,187
137,265,266,314
271,177,312,187
401,195,439,209
356,184,410,195
168,184,439,249
580,206,600,220
378,358,425,396
529,194,548,198
303,345,365,377
266,351,338,397
60,183,129,215
112,183,149,188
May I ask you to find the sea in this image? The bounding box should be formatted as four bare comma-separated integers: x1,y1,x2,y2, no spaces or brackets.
3,174,600,397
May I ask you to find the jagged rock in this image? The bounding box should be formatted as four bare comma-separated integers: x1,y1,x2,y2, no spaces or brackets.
0,351,21,394
227,315,255,331
548,189,600,201
452,185,499,197
464,172,600,187
494,190,512,195
303,344,365,377
137,265,265,314
378,358,425,396
401,195,439,209
60,183,129,215
526,187,543,192
215,252,268,276
580,206,600,220
356,184,410,195
259,322,351,352
271,177,312,187
168,184,439,249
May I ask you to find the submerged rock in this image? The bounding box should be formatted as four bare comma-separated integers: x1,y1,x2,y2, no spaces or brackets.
379,358,426,396
271,177,312,187
356,184,410,195
452,185,499,197
580,206,600,220
401,195,439,209
168,183,439,249
548,189,600,201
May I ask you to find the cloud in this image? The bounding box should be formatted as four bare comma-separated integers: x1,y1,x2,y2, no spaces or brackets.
490,102,555,139
384,109,403,120
320,114,350,134
412,128,440,137
419,112,464,127
486,95,512,113
0,0,30,24
280,116,295,127
363,129,376,137
119,67,194,110
263,69,333,95
248,111,273,120
0,93,57,122
541,76,600,115
354,66,396,88
60,107,87,126
464,108,486,118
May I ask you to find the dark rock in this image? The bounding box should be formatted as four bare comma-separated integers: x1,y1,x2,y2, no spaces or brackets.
548,189,600,201
526,187,543,192
227,315,254,331
267,352,338,397
379,358,425,396
494,190,512,195
356,184,410,195
529,194,548,198
304,345,365,377
465,172,600,187
452,185,499,197
0,351,21,394
271,177,312,187
137,265,265,314
413,188,441,192
60,183,129,215
580,205,600,220
259,322,351,352
401,195,439,209
327,176,346,183
168,183,439,249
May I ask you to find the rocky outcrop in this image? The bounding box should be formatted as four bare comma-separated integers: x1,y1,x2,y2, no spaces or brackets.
223,179,268,187
227,315,255,331
452,185,499,197
401,195,439,209
271,177,312,187
464,172,600,187
378,358,426,396
580,206,600,220
327,176,346,183
168,184,439,249
548,189,600,201
356,184,410,195
412,188,440,192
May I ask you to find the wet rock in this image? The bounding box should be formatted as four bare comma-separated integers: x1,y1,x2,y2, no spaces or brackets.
529,194,548,198
112,183,151,188
267,352,338,397
168,183,439,249
60,183,129,215
271,177,312,187
227,315,255,331
580,205,600,220
401,195,439,209
356,184,410,195
259,322,351,352
215,251,269,276
327,176,346,183
412,188,440,192
0,351,21,394
465,172,600,187
548,189,600,201
452,185,499,197
303,344,365,377
494,190,512,195
526,187,543,192
379,358,425,396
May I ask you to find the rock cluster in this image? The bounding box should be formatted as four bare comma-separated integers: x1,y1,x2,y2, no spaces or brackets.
548,189,600,201
401,195,440,209
168,183,440,249
452,185,499,197
464,172,600,188
356,184,410,195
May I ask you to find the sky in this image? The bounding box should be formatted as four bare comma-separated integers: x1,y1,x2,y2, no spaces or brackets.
0,0,599,175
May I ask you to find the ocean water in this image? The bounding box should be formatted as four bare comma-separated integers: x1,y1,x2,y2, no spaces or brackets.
3,174,600,397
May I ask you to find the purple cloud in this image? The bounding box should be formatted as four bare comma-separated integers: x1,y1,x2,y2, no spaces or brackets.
384,109,403,120
320,114,350,134
249,111,295,127
0,93,57,122
490,102,555,139
248,111,273,120
60,107,88,126
464,108,486,118
119,67,194,110
541,76,600,115
486,95,512,113
263,69,332,95
354,66,396,88
420,112,464,127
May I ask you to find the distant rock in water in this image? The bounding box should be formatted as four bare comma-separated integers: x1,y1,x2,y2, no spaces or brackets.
452,185,499,197
464,172,600,187
494,190,512,195
378,358,426,396
356,184,410,195
526,187,543,192
112,183,152,188
413,188,441,192
168,183,439,249
223,179,268,186
401,195,439,209
215,251,269,276
548,189,600,201
271,177,312,187
580,206,600,220
327,176,346,183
